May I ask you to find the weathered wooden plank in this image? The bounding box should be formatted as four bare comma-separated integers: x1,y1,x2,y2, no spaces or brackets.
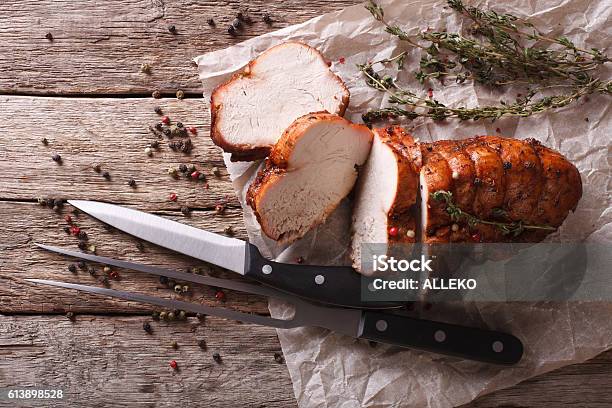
0,201,273,314
0,95,241,208
0,0,360,95
0,315,295,407
1,314,612,407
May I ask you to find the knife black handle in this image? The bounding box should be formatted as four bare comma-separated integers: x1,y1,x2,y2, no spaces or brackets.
244,243,403,309
360,311,523,365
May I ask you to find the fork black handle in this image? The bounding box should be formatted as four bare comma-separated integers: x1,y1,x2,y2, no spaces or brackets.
360,311,524,365
244,243,403,309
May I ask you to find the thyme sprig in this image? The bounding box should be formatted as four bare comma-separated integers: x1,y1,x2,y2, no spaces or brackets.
431,190,556,237
361,0,611,124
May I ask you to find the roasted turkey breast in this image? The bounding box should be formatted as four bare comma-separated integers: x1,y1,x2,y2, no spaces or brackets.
351,126,420,272
247,112,373,244
351,130,582,271
210,42,350,161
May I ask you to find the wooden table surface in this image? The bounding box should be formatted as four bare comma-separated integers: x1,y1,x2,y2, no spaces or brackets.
1,1,610,407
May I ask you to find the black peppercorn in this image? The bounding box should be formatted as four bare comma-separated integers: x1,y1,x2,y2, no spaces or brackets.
41,137,49,145
207,18,215,26
92,163,101,173
143,322,152,334
150,140,159,149
168,25,176,34
198,339,207,350
155,123,163,131
52,153,62,163
159,275,169,285
163,128,172,137
176,121,183,128
78,230,88,241
63,226,71,234
102,171,111,180
167,311,176,321
179,164,188,173
77,260,87,270
68,264,77,273
88,266,96,276
228,25,237,36
274,352,285,364
128,178,136,187
45,32,54,41
231,18,242,29
170,340,178,349
154,106,163,115
263,13,273,25
212,352,222,364
78,240,87,250
181,206,190,215
66,311,75,320
152,90,161,99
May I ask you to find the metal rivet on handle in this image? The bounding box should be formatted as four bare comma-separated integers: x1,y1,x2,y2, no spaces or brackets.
492,341,504,353
434,330,446,343
314,274,325,285
262,264,272,275
375,320,388,332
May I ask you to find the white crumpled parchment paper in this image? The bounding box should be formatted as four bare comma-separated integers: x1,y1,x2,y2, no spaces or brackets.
195,0,612,406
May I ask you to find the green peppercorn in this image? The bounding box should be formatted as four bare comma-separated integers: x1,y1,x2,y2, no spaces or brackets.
88,244,96,253
168,167,178,177
140,63,151,74
188,164,196,173
192,267,201,275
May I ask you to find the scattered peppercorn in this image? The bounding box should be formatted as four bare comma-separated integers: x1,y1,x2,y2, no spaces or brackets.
78,241,87,250
140,63,151,74
215,203,225,214
179,164,188,173
169,360,178,370
171,340,178,349
212,352,222,364
215,290,226,302
196,313,206,321
159,311,168,320
154,106,163,115
109,271,119,280
223,226,234,236
63,226,71,234
198,339,207,350
128,178,137,188
88,244,96,254
41,137,49,145
207,18,215,26
169,193,177,201
212,167,221,177
163,128,172,138
263,13,273,25
150,140,159,149
52,153,62,163
167,311,176,321
176,90,185,100
181,206,190,216
152,90,161,99
102,171,111,180
228,25,237,36
274,352,285,364
88,266,96,276
178,310,186,320
92,163,101,173
77,260,87,270
145,146,153,156
143,322,153,334
181,138,193,153
45,32,54,41
168,25,177,33
68,264,77,273
78,230,88,241
174,284,182,293
152,311,160,320
66,311,75,320
181,285,189,293
103,266,111,274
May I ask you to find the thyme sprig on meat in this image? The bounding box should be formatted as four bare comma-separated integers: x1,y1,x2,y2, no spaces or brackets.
361,0,611,124
431,190,556,237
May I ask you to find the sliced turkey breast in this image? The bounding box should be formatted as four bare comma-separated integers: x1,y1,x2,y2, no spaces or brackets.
210,42,350,161
247,112,373,244
350,127,420,273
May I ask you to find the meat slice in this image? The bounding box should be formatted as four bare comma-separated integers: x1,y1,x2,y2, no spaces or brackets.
247,113,373,244
351,127,420,273
210,42,350,161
